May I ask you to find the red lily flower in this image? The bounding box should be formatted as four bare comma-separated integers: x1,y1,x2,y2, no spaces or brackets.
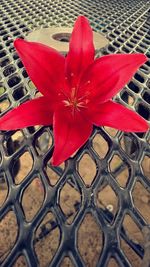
0,16,148,166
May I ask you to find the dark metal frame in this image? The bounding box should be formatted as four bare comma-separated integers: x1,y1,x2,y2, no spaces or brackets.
0,0,150,266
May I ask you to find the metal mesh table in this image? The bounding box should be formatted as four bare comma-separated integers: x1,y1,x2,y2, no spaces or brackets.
0,0,150,266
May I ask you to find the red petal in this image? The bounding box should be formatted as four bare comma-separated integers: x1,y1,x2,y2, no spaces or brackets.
52,107,93,166
0,97,53,130
14,39,65,99
88,100,149,132
79,53,147,103
65,16,94,87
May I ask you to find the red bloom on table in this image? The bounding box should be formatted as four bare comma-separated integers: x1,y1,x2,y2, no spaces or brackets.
0,16,148,165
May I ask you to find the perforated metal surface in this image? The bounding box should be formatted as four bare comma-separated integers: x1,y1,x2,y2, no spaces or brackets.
0,0,150,267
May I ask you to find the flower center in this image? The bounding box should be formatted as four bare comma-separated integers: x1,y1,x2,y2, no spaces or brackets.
62,87,88,112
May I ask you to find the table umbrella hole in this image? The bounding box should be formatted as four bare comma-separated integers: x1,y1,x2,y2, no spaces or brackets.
52,33,71,42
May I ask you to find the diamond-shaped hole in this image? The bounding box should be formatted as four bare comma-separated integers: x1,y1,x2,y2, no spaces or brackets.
13,86,27,101
60,182,81,224
34,212,60,266
22,177,44,221
0,211,18,261
121,91,135,106
128,81,140,93
35,131,52,155
0,85,5,96
77,213,103,267
120,134,140,160
28,80,36,90
107,258,119,267
14,151,33,184
132,181,150,223
97,184,118,218
0,173,8,207
28,125,41,134
4,134,24,156
13,53,19,60
137,103,149,120
121,239,142,267
3,65,16,77
60,257,74,267
8,75,21,88
17,60,23,68
122,214,143,245
134,72,145,83
35,92,43,98
78,153,96,186
11,130,24,152
141,155,150,179
0,50,6,58
13,255,27,267
0,98,10,113
110,155,123,172
143,91,150,104
92,134,108,158
110,154,129,188
22,69,28,78
11,130,24,142
116,168,129,188
0,57,10,67
46,163,65,186
104,127,118,137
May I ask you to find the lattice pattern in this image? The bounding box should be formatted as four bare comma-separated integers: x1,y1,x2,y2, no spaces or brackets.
0,0,150,267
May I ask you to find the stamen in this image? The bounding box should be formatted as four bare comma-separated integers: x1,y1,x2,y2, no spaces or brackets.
63,100,70,106
78,91,90,101
71,87,76,98
77,102,86,108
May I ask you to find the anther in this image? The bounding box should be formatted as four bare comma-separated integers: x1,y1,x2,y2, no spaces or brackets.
63,100,70,106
